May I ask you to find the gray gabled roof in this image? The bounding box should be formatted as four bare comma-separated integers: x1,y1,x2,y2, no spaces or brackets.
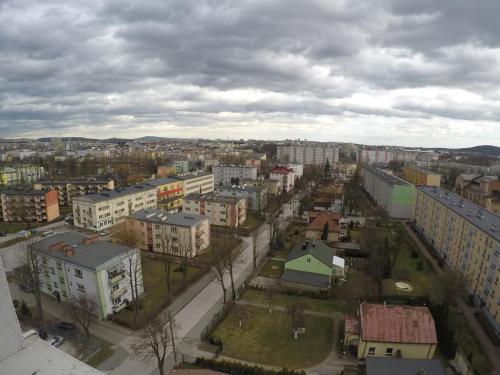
366,358,445,375
73,184,155,202
130,208,207,227
36,231,134,271
287,240,334,268
281,269,330,288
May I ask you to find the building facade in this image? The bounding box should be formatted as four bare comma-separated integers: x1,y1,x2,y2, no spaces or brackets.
35,231,143,318
72,184,157,231
362,167,416,219
0,165,45,186
414,186,500,335
212,165,258,186
402,166,441,187
214,185,267,211
240,178,282,195
270,166,295,193
127,208,210,257
34,179,115,207
172,172,215,196
183,192,247,228
455,174,500,214
277,143,339,166
0,189,59,223
146,177,184,212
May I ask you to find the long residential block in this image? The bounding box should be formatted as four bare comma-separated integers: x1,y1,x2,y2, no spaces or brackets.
214,184,267,211
212,165,257,186
362,167,416,219
402,166,441,187
414,186,500,335
34,179,115,206
0,188,59,223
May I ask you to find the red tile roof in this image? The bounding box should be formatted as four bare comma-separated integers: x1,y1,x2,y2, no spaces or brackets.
307,212,340,232
360,303,438,344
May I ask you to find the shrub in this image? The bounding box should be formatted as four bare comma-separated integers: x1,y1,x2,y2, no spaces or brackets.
410,250,418,258
12,299,19,309
195,357,307,375
416,261,424,271
294,229,300,235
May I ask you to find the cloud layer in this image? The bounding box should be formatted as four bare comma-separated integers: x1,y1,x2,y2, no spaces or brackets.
1,0,499,147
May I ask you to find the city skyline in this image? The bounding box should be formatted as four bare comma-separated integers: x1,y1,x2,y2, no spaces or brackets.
1,0,500,147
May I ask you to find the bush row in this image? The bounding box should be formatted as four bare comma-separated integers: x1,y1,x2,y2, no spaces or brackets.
195,357,306,375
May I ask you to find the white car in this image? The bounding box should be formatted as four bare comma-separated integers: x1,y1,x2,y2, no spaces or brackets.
42,229,54,236
47,336,64,347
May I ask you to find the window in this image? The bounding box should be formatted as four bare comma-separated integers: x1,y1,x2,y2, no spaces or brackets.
112,284,119,291
61,290,67,298
50,267,55,275
77,283,86,293
74,269,83,278
59,276,65,284
367,347,376,356
385,348,393,357
307,258,311,263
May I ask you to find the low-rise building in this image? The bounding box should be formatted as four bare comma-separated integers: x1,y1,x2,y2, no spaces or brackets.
355,303,438,360
34,179,115,207
270,166,295,193
363,166,416,219
414,186,500,335
305,212,342,241
72,184,157,231
215,185,267,211
455,174,500,214
281,240,345,291
240,178,282,195
127,208,210,257
35,231,144,318
183,192,247,228
402,166,441,187
0,189,59,223
213,165,257,186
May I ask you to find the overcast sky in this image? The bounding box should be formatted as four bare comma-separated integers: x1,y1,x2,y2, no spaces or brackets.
1,0,499,147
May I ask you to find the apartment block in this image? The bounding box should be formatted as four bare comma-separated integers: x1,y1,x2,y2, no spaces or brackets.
240,178,283,196
277,143,339,166
402,166,441,187
146,177,184,211
362,167,416,219
171,172,215,195
183,192,247,228
35,231,143,318
455,174,500,214
212,165,257,186
0,165,45,186
72,184,157,231
285,163,304,179
127,208,210,257
414,186,500,335
215,184,267,211
34,179,115,206
270,166,295,193
0,189,59,223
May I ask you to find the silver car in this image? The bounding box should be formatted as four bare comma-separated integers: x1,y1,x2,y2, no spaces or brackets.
47,336,64,347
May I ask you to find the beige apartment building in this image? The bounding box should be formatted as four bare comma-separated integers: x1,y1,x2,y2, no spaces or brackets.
127,208,210,257
172,172,215,196
240,178,282,195
34,179,115,206
402,166,441,187
414,186,500,336
72,184,157,231
0,189,59,223
183,192,247,228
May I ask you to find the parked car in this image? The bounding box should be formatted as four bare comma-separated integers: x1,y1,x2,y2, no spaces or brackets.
36,328,48,340
41,229,54,236
0,232,6,237
55,322,76,332
47,336,64,347
16,230,31,238
98,230,110,236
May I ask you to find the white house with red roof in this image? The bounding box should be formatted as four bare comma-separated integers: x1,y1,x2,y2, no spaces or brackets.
356,303,438,360
270,166,295,193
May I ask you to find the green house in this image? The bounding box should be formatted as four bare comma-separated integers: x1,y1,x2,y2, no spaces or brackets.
281,240,345,290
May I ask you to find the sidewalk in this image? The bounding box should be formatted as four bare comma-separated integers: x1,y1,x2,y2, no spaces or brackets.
403,222,500,375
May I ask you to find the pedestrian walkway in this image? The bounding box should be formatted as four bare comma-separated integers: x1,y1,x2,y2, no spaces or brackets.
403,222,500,375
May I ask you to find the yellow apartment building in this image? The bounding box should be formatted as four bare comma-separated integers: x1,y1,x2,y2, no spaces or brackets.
414,186,500,337
402,166,441,187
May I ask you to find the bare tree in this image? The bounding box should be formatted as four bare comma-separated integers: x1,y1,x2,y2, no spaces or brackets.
212,247,229,304
176,231,192,289
286,302,306,339
112,221,140,247
125,250,143,326
130,309,178,375
252,230,258,271
264,289,275,314
225,244,243,301
158,227,175,299
19,239,45,320
69,294,97,338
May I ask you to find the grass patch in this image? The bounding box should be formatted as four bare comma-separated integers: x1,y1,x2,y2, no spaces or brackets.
85,340,114,368
114,256,206,328
258,259,284,278
212,305,333,368
242,288,348,315
0,222,25,233
239,212,264,234
196,236,241,265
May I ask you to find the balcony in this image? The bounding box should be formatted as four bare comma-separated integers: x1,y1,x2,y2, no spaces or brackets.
108,271,125,284
112,302,127,313
111,287,127,299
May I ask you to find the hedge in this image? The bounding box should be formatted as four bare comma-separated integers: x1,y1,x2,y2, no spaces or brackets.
195,357,307,375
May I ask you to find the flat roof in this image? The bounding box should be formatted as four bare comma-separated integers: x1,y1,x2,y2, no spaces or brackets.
73,184,155,202
36,179,112,185
130,208,207,227
215,184,265,193
184,192,242,204
146,177,180,187
364,166,413,186
170,172,213,180
36,231,133,270
403,165,441,176
418,186,500,242
0,188,50,195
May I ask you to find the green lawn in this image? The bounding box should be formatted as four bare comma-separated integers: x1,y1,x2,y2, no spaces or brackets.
239,212,264,233
241,288,348,315
258,259,284,278
212,305,333,368
196,236,241,265
0,222,25,233
114,256,206,328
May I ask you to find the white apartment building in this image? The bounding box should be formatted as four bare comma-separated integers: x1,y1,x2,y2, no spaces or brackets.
270,166,295,193
172,172,215,195
215,185,268,211
183,192,247,228
277,144,339,165
212,165,258,186
127,208,210,257
285,163,304,179
36,231,144,318
72,184,157,231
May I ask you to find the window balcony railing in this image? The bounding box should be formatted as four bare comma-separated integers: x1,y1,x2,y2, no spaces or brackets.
111,287,127,299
